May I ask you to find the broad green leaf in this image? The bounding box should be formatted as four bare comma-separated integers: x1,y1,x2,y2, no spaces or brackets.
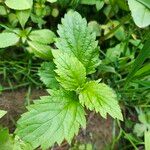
0,110,7,118
0,5,7,15
56,11,100,74
53,51,86,91
29,29,56,44
38,62,59,89
5,0,33,10
125,35,150,85
16,89,86,149
0,33,19,48
16,10,31,28
128,0,150,28
145,131,150,150
79,81,123,120
27,41,53,60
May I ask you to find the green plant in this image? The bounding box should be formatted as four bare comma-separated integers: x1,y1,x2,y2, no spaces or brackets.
15,11,123,149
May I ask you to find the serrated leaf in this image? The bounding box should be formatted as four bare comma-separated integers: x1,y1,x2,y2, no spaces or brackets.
0,33,19,48
128,0,150,28
5,0,33,10
38,62,59,89
28,41,53,60
16,89,86,149
53,51,86,91
0,110,7,119
29,29,56,44
55,11,100,74
79,81,123,120
16,10,31,28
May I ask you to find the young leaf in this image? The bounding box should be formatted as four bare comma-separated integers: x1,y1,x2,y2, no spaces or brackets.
79,81,123,120
53,51,86,91
0,33,19,48
16,89,86,149
5,0,33,10
29,29,56,44
27,41,53,60
128,0,150,28
55,11,100,74
16,10,31,28
38,62,59,89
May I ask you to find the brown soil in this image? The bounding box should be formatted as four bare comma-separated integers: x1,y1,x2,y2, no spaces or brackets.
0,88,113,150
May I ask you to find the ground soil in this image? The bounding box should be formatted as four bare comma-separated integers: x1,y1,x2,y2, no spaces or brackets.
0,88,113,150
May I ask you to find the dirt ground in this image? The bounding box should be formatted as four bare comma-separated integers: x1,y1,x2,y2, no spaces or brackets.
0,88,113,150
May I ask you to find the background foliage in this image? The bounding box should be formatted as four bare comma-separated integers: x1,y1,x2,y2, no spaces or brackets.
0,0,150,149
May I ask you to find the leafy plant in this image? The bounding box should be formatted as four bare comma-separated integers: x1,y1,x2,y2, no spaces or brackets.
15,11,123,149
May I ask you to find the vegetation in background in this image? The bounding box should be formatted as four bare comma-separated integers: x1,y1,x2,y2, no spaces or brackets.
0,0,150,149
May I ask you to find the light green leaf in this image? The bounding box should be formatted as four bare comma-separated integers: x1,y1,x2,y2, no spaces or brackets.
16,10,31,28
5,0,33,10
53,51,86,91
145,131,150,150
0,33,19,48
27,41,53,60
38,62,59,89
0,110,7,119
128,0,150,28
29,29,56,44
56,11,100,74
16,89,86,149
47,0,57,3
79,81,123,120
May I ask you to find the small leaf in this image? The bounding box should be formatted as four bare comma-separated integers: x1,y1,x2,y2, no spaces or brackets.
16,10,31,28
38,62,59,89
16,89,86,149
28,41,53,60
29,29,56,44
53,51,86,91
0,110,7,119
79,81,123,120
5,0,33,10
128,0,150,28
0,33,19,48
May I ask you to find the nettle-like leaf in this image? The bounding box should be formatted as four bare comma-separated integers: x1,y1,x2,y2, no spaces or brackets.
16,89,86,149
53,51,86,91
79,81,123,120
55,11,100,74
38,62,59,89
